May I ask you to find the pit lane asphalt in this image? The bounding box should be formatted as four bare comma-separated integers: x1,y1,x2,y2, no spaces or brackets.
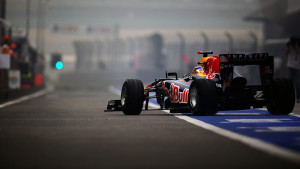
0,71,299,169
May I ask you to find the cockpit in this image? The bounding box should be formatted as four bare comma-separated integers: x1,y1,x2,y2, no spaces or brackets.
192,56,211,77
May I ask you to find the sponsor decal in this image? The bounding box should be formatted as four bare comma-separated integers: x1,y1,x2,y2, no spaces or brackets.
232,54,245,61
206,57,218,79
207,74,215,79
206,66,217,79
220,55,230,63
220,53,269,62
52,23,114,35
162,82,189,103
232,53,268,62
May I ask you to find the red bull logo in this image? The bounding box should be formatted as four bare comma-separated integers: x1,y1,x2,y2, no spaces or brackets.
205,56,220,79
162,82,189,103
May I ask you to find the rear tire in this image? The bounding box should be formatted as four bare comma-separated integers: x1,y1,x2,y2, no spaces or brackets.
121,79,144,115
189,79,218,115
266,78,295,115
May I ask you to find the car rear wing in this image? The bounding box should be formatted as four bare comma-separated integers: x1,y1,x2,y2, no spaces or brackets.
219,53,273,66
218,53,274,89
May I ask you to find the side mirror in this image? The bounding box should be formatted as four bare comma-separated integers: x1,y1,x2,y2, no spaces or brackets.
166,72,178,80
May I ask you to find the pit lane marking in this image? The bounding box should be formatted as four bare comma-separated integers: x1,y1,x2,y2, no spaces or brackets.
143,100,300,164
0,86,54,109
222,118,293,123
254,127,300,132
172,113,300,164
109,86,300,164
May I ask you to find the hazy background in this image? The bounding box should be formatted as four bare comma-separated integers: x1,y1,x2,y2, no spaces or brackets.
4,0,300,82
6,0,262,55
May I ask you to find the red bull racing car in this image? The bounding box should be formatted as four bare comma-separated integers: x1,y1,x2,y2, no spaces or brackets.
106,51,295,116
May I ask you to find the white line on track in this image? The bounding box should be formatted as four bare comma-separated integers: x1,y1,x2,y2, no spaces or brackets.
173,113,300,164
0,86,54,109
290,113,300,117
109,86,300,164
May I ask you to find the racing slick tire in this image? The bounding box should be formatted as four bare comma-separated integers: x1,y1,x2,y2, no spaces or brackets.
266,78,295,115
189,79,218,115
121,79,144,115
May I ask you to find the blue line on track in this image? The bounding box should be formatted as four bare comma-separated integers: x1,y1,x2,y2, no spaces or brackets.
188,114,300,153
148,93,300,154
116,86,300,154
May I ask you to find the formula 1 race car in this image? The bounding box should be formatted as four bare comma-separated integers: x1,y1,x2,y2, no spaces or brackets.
106,51,295,116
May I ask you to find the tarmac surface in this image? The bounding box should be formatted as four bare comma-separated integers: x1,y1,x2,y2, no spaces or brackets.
0,71,299,169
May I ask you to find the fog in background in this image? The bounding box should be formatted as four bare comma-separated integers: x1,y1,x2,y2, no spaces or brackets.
5,0,300,83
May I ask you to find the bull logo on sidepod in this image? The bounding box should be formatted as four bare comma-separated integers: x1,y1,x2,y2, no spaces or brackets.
162,82,189,103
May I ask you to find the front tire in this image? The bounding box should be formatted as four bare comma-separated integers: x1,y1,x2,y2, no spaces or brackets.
266,78,295,115
121,79,144,115
189,79,218,115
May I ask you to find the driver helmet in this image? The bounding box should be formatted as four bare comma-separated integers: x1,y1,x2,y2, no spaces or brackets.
192,57,210,76
192,66,202,74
